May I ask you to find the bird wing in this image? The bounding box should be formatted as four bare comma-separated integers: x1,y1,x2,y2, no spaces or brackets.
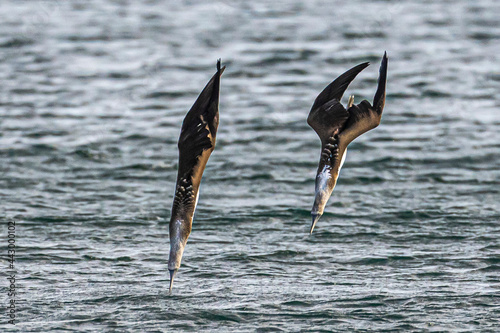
339,52,388,146
172,60,224,215
308,62,369,142
177,60,225,179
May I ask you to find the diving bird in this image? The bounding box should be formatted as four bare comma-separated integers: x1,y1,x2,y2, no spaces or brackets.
307,52,388,233
168,60,225,292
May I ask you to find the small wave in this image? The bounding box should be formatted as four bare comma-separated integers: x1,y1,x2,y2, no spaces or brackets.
0,36,33,48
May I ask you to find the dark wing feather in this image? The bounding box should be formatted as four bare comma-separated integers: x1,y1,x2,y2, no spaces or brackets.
307,100,349,142
339,101,380,145
310,62,369,112
308,62,369,142
177,60,225,178
339,52,388,146
373,51,388,113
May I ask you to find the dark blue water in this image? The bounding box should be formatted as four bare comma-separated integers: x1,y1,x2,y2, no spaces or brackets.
1,0,499,331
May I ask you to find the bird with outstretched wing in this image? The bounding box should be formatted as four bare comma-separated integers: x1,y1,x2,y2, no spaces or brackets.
307,52,388,233
168,60,225,292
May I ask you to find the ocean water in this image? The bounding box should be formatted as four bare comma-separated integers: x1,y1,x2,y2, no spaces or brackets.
1,0,499,331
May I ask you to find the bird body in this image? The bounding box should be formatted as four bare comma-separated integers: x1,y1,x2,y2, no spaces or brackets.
168,60,225,292
308,53,388,233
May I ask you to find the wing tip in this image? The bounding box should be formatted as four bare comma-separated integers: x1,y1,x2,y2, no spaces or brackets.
349,61,370,76
352,61,370,73
380,52,388,72
216,58,226,75
373,52,388,113
380,50,388,75
381,51,388,68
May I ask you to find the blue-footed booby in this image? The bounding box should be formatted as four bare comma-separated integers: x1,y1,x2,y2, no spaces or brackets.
168,60,225,292
307,52,388,233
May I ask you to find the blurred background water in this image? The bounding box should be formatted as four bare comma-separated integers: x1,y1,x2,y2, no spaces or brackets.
0,0,499,331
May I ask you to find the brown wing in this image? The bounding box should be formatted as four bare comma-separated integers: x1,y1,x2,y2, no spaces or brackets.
177,60,225,179
308,62,369,142
172,60,225,214
339,52,388,146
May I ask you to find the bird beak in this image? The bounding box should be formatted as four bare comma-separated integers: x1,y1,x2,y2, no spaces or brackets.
310,213,322,234
169,269,178,293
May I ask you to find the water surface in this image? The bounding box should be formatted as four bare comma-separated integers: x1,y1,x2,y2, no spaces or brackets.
0,0,499,331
